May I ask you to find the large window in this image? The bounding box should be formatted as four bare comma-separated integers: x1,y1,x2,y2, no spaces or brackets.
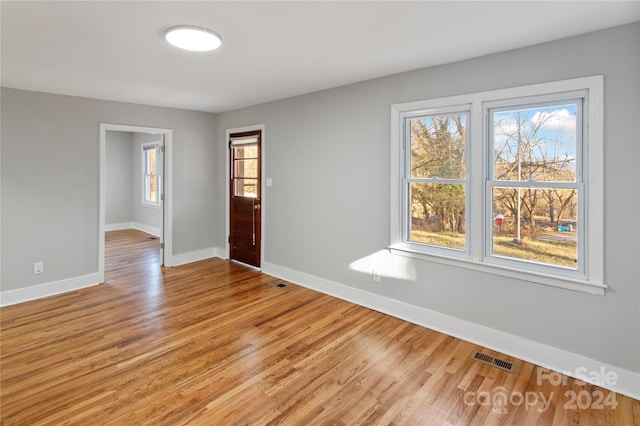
142,144,161,206
390,77,604,294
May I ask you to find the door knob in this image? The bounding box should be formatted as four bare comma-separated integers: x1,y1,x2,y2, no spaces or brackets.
254,204,261,210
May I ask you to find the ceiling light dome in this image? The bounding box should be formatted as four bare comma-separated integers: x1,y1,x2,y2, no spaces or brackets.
165,25,222,52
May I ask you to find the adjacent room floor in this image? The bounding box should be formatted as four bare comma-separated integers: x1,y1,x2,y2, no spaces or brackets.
1,230,638,424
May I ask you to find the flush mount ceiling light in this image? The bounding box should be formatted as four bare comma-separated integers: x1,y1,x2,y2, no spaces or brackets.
164,25,222,52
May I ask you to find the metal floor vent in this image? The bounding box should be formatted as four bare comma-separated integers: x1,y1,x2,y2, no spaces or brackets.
267,280,287,288
472,351,516,373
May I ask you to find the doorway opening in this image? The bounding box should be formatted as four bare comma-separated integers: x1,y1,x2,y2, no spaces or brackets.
99,124,173,283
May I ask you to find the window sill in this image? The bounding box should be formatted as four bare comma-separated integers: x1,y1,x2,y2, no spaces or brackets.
388,244,606,296
141,202,161,209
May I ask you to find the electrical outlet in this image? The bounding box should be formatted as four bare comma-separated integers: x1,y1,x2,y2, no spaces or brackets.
33,261,44,274
372,268,381,283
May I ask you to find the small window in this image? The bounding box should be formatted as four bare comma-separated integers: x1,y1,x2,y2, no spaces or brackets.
142,144,161,206
230,136,259,198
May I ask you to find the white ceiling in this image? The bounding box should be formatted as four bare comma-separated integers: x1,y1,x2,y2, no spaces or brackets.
2,1,639,113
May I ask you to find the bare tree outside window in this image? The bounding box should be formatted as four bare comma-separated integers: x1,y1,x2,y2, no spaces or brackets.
491,103,579,268
408,113,467,249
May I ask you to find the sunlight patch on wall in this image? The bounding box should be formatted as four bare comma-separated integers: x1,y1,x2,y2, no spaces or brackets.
349,250,417,281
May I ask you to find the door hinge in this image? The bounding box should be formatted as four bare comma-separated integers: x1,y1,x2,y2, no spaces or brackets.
160,194,164,201
160,243,165,249
228,235,231,243
160,145,165,153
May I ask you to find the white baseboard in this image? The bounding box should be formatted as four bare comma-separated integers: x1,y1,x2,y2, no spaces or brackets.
172,247,217,266
0,242,215,306
132,222,161,237
213,246,227,259
1,246,222,305
105,222,134,231
0,272,102,307
105,222,161,237
261,261,640,401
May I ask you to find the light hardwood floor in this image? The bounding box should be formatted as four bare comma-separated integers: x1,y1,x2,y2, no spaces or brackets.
1,229,638,425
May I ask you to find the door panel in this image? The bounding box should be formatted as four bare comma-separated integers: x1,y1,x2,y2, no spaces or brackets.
229,130,261,267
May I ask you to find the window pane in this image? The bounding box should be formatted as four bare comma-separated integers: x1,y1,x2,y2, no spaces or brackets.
409,182,465,249
144,148,157,175
148,148,156,174
410,113,466,179
492,187,577,268
234,178,258,197
493,104,577,182
145,175,158,203
149,175,157,202
234,159,258,178
233,145,258,159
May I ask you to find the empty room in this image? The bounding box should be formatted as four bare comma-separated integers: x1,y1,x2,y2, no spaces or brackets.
1,1,639,424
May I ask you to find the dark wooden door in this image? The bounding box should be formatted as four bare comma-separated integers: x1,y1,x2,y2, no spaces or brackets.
229,130,261,267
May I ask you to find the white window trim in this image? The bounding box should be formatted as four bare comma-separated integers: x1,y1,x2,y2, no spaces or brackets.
390,76,605,295
142,143,161,207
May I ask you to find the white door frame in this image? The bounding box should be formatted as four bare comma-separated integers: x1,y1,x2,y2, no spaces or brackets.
99,123,174,283
225,124,266,267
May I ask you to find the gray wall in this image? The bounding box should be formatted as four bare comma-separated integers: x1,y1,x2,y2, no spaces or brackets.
215,23,640,372
1,89,218,291
104,131,163,233
105,131,133,225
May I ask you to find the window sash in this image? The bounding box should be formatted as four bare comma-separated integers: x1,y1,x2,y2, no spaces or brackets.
485,96,586,276
487,97,584,184
486,180,580,189
485,183,584,276
401,109,470,256
142,144,161,206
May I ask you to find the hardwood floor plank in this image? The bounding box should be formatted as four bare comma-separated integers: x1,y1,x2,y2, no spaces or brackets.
1,229,638,425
